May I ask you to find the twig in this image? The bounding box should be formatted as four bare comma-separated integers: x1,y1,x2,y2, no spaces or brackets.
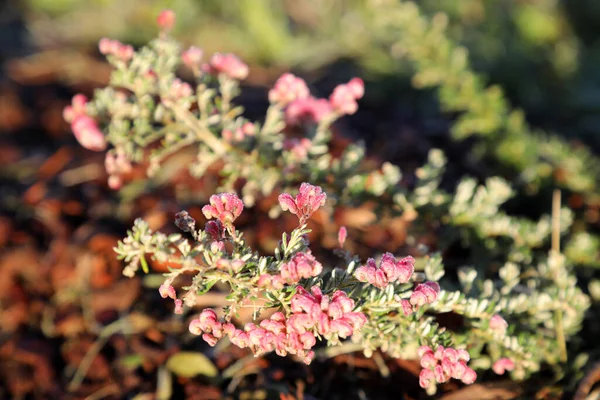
574,361,600,400
315,342,365,359
163,100,228,155
552,189,561,253
84,384,120,400
551,189,567,363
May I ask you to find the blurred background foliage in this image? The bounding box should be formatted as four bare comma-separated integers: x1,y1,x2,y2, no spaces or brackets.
20,0,600,152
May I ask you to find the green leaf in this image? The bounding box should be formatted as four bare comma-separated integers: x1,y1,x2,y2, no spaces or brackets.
165,352,218,378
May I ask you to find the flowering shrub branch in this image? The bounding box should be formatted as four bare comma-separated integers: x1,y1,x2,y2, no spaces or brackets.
116,183,478,392
68,9,593,394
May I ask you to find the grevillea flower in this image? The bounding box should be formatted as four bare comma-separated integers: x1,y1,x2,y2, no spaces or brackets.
98,38,134,62
189,286,366,364
410,281,441,308
285,97,332,125
208,53,249,80
165,78,193,100
157,9,176,32
489,314,508,333
329,78,364,115
202,193,244,225
279,252,323,284
159,284,176,299
418,345,476,388
354,253,415,289
72,115,107,151
492,358,515,375
182,46,204,69
338,226,347,247
64,94,107,151
279,183,327,224
269,73,310,106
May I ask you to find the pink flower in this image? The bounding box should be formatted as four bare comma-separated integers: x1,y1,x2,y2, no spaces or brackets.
98,38,134,62
279,183,327,224
182,46,203,68
338,226,347,247
490,314,508,333
329,78,364,115
63,93,88,123
157,9,176,32
400,299,413,316
202,333,219,346
269,73,310,106
285,97,332,125
451,361,467,380
410,282,440,307
418,345,476,388
280,252,323,284
347,78,364,98
174,299,184,314
72,115,107,151
419,368,434,388
420,352,437,368
187,286,365,365
189,319,203,335
202,193,244,225
418,345,433,358
208,53,249,80
159,284,176,300
355,254,415,289
461,367,477,384
492,358,515,375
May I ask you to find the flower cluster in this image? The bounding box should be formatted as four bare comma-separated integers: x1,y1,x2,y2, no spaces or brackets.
63,94,106,151
206,53,249,80
269,73,310,106
354,253,415,289
98,38,134,62
189,287,366,364
159,284,183,314
268,73,363,125
165,78,193,101
278,183,327,224
418,345,477,388
408,281,441,309
329,77,364,115
202,193,245,225
284,97,332,125
181,46,204,69
256,251,322,295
